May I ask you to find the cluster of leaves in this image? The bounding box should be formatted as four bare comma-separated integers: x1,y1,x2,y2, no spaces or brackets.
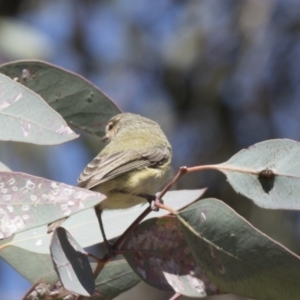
0,61,300,300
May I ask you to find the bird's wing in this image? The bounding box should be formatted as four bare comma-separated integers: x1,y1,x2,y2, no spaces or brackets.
77,147,170,189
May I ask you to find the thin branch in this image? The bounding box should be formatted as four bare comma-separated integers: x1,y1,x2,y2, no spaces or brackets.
169,292,182,300
157,166,188,200
154,201,177,215
92,254,109,282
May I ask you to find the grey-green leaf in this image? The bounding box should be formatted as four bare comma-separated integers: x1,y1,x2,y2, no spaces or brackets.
178,198,300,300
0,60,121,137
91,260,140,300
0,171,106,239
50,227,94,296
0,224,57,284
0,73,78,145
218,139,300,209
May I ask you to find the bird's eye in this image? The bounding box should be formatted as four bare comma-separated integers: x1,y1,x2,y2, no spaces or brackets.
107,123,114,131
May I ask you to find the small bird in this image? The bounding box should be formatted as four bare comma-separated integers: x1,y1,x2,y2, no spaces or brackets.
78,113,172,212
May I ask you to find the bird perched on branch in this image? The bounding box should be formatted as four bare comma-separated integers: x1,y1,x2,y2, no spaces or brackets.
49,113,172,247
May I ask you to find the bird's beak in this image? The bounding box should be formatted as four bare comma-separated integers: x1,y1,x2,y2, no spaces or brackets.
101,135,110,142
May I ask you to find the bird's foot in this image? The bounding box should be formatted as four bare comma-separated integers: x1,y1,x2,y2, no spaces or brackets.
138,193,163,211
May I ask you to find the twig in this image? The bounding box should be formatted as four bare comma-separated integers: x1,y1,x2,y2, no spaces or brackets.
157,166,188,200
154,201,177,215
92,253,109,276
169,292,182,300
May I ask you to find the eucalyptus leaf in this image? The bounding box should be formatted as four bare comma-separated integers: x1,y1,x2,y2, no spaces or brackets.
50,227,94,296
217,139,300,209
0,224,56,283
90,260,140,300
0,171,106,239
122,216,218,298
0,73,78,145
178,198,300,300
0,60,121,137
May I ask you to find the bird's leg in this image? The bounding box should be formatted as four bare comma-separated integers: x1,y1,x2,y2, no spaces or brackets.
138,193,163,211
95,207,115,256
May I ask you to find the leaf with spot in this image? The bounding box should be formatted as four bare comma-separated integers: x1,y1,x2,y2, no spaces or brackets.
122,216,219,298
0,73,78,145
178,198,300,300
216,139,300,209
50,227,95,297
0,60,121,138
0,171,106,239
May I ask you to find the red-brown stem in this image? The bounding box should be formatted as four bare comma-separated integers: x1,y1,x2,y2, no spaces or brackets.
169,292,182,300
155,201,177,215
157,166,188,200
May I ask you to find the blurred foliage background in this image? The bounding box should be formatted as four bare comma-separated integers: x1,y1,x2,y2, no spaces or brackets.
0,0,300,299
